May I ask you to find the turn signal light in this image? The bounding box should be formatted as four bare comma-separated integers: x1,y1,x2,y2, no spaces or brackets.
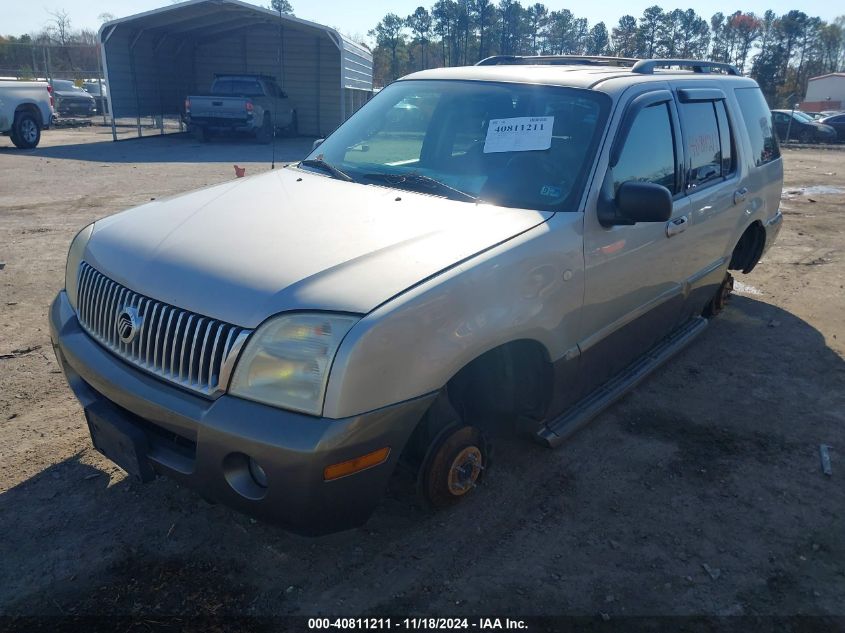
324,447,390,481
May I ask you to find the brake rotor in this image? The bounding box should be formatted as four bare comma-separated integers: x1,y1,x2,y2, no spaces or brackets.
446,445,483,496
705,272,734,317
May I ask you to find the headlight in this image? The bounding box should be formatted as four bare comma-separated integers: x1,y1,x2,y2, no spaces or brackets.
65,223,94,311
229,313,359,415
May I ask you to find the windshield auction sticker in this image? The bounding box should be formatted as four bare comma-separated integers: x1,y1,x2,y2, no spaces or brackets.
484,116,554,153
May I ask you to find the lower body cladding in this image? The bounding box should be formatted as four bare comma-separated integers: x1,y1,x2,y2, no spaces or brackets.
49,291,435,536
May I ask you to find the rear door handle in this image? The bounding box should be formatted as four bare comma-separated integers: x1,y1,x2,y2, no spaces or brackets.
734,187,748,204
666,215,689,238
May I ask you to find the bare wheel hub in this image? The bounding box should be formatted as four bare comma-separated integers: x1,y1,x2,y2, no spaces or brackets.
447,446,483,496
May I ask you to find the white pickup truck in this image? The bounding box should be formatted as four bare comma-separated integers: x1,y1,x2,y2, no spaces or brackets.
0,80,53,149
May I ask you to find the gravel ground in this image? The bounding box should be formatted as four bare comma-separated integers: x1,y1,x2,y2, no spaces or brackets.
0,127,843,620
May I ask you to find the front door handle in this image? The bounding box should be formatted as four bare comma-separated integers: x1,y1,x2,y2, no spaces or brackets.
666,215,689,238
734,187,748,204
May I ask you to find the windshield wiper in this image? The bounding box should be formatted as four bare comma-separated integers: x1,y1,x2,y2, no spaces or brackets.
298,158,354,182
361,172,479,203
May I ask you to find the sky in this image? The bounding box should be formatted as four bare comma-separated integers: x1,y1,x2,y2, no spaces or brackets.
7,0,842,43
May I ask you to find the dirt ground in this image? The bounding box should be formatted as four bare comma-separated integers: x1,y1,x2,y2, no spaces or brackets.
0,126,843,621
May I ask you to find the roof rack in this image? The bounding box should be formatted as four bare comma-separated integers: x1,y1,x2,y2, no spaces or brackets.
476,55,638,67
474,55,741,76
631,59,740,75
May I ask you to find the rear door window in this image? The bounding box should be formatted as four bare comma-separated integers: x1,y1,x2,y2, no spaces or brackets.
678,100,730,190
735,88,780,166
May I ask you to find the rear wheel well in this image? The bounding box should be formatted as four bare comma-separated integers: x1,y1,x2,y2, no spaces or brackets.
14,104,42,127
728,221,766,274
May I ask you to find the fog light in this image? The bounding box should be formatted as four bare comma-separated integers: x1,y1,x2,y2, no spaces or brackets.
248,457,268,488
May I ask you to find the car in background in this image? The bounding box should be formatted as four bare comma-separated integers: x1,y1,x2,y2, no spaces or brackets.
83,81,109,114
771,109,836,143
51,79,96,117
0,79,52,148
185,74,296,143
818,113,845,142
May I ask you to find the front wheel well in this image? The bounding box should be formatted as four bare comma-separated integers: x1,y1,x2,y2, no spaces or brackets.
728,221,766,274
400,339,552,468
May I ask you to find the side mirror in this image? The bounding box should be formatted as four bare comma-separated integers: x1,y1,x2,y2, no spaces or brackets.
616,181,673,224
312,138,324,151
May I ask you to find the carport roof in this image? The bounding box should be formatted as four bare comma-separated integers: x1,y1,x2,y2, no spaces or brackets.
99,0,371,61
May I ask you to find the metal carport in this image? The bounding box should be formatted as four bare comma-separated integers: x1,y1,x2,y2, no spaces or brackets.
99,0,372,140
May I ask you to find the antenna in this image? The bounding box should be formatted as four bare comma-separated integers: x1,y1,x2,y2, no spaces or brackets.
271,5,282,169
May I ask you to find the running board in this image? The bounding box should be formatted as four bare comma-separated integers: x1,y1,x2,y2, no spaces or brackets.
537,316,709,448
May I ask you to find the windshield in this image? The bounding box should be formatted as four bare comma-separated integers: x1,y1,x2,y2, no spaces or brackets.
793,111,814,122
305,80,610,211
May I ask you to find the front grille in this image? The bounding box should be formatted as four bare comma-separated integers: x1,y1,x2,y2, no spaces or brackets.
76,262,251,397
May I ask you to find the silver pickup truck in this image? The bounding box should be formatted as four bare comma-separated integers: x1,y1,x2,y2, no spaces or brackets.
185,74,296,143
0,79,53,148
51,56,783,535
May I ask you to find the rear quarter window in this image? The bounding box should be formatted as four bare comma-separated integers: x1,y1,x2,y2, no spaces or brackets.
735,87,780,166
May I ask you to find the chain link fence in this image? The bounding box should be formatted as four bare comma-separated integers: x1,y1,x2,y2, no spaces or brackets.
1,41,186,138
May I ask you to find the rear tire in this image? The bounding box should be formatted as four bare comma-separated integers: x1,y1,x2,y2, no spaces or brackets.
256,114,273,144
10,111,41,149
283,111,298,137
191,124,209,142
798,129,813,144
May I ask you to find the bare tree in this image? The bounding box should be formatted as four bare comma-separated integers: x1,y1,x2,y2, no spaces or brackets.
47,9,72,46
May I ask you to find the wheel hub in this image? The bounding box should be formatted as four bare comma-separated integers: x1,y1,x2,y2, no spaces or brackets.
22,120,37,143
447,446,482,496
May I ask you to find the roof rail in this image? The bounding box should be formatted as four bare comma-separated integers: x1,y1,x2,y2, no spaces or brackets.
476,55,638,67
631,59,740,76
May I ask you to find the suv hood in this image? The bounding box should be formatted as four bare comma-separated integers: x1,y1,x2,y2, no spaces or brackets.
84,168,551,328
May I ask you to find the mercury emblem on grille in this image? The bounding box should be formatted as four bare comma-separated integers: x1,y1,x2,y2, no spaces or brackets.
116,306,142,344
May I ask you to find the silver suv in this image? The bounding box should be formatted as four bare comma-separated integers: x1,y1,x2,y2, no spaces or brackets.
50,56,783,535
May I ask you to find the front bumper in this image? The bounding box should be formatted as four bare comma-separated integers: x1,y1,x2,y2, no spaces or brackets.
49,291,434,535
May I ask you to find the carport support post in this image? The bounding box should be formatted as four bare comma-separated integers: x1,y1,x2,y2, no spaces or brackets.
96,46,107,127
129,32,143,138
315,37,321,136
100,25,118,141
